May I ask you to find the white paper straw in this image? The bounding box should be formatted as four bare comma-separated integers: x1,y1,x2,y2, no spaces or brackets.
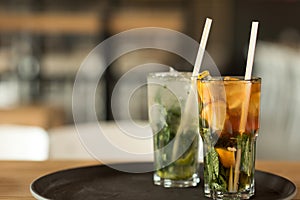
171,18,212,161
234,21,259,192
245,21,259,80
192,18,212,77
239,21,259,133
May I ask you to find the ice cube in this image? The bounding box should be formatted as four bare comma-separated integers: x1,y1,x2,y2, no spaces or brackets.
224,82,247,114
149,103,168,134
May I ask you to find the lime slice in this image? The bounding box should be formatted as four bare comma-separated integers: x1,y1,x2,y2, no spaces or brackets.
197,70,210,80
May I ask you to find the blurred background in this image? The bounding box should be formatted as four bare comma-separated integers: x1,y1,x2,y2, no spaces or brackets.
0,0,299,161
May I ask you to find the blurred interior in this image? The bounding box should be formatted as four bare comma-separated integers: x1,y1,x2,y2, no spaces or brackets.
0,0,299,161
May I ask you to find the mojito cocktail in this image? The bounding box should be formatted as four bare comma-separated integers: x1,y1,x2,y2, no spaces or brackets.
148,72,199,187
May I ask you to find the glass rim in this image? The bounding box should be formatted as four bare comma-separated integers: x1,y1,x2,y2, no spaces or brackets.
147,71,192,78
198,76,261,82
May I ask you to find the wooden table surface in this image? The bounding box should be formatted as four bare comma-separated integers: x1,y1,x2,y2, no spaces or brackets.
0,160,298,200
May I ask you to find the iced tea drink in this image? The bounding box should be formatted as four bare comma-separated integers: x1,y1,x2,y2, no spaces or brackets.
197,75,261,199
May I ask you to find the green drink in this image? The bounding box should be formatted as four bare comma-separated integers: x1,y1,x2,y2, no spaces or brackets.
148,72,199,187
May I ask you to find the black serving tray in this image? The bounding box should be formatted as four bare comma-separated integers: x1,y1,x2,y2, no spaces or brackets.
30,162,297,200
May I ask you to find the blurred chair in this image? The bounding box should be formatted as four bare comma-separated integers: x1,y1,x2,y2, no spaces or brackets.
254,41,300,160
48,121,203,162
48,124,93,160
0,125,49,161
48,121,153,161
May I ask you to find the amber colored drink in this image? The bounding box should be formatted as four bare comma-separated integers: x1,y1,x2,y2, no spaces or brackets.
197,76,261,199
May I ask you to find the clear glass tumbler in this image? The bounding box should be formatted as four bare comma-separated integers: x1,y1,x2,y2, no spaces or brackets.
148,72,200,188
197,76,261,199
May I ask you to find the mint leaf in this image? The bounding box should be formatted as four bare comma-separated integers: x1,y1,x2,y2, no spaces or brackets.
204,146,219,185
239,134,253,176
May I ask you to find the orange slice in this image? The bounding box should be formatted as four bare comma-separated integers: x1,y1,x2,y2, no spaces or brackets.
248,91,260,116
215,148,235,168
201,100,226,131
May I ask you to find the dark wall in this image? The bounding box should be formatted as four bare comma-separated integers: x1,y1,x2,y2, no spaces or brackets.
230,0,300,75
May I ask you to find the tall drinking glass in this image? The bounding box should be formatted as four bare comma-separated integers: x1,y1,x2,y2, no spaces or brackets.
147,72,200,187
197,76,261,199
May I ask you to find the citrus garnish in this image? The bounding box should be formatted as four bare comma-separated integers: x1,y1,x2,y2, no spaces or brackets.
201,100,226,131
197,70,210,80
224,76,239,81
215,148,236,168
